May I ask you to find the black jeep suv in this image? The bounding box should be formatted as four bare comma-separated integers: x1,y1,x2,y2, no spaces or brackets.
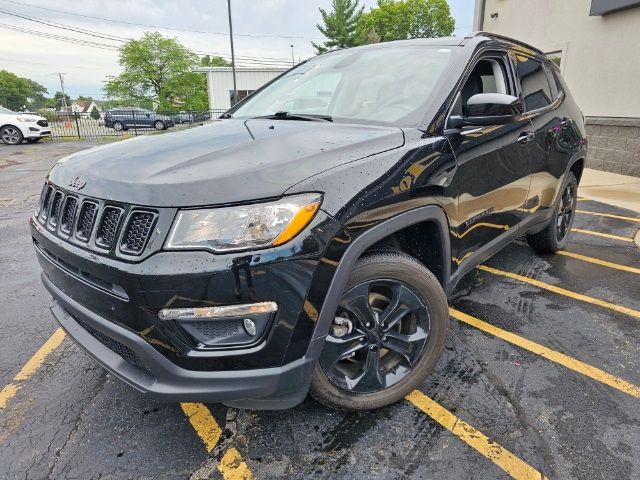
31,33,586,411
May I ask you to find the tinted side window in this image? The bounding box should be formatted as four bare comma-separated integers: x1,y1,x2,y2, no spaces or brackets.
514,55,553,111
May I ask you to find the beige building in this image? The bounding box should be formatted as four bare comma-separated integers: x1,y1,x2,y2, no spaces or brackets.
474,0,640,176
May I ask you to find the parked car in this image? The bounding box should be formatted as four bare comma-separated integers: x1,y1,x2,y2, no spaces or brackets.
103,108,175,131
31,33,586,411
173,111,212,124
0,106,51,145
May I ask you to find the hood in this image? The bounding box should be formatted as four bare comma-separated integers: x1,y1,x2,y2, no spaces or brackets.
48,119,404,207
17,114,46,122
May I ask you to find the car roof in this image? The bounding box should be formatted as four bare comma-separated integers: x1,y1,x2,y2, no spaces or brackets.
329,32,544,57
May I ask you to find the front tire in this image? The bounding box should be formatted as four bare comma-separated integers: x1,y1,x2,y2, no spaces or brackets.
154,120,166,130
526,171,578,253
310,252,448,411
1,126,24,145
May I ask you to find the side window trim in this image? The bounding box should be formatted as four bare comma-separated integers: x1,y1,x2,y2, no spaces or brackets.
510,52,560,115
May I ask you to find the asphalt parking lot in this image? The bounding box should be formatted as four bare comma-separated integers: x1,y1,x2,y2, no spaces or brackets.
1,141,639,480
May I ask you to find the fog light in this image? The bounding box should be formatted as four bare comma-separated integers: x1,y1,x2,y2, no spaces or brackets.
243,318,257,336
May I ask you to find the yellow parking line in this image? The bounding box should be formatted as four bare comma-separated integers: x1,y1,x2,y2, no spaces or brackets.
450,308,640,398
576,209,640,223
219,448,254,480
572,228,633,242
557,250,640,274
181,403,254,479
0,328,66,409
478,265,640,319
406,390,546,480
181,403,222,452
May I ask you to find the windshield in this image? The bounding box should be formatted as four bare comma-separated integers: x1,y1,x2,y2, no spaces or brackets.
0,106,17,114
230,46,456,127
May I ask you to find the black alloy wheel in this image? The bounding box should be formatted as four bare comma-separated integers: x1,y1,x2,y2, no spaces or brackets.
556,182,575,242
319,280,430,394
526,171,578,253
310,252,448,411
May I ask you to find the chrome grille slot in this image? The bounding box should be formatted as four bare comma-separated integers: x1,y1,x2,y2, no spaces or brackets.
95,207,123,249
76,201,98,242
60,197,78,234
40,186,53,221
120,211,156,255
48,191,64,227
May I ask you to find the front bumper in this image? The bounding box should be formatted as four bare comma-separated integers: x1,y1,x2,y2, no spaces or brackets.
45,274,323,407
18,123,51,138
31,208,344,408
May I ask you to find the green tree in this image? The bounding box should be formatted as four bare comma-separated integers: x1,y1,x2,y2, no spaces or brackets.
90,105,100,120
0,70,48,110
357,0,455,44
104,32,207,112
48,91,71,109
77,95,94,103
201,55,231,67
312,0,364,54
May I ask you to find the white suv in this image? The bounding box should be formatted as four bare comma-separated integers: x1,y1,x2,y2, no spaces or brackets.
0,106,51,145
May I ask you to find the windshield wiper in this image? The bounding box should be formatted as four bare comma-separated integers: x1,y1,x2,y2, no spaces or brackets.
251,111,333,122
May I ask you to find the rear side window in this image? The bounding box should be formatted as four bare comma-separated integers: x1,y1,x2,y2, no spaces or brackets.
513,55,553,111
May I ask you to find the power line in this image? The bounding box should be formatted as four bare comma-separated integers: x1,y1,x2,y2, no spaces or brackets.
0,23,293,67
0,7,294,65
3,0,325,40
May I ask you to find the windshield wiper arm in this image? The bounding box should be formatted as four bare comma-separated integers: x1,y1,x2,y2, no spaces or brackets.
252,111,333,122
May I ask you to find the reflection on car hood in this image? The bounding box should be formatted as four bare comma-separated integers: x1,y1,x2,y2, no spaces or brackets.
48,119,404,207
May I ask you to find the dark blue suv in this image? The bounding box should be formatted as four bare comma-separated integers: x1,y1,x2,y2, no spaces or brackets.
104,108,175,131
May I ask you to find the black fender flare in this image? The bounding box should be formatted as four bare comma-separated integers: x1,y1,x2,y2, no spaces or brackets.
310,204,451,344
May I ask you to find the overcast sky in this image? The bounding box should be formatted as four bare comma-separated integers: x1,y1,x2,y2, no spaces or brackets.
0,0,474,100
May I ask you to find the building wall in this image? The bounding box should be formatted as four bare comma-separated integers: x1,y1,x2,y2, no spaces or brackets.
200,68,286,110
475,0,640,176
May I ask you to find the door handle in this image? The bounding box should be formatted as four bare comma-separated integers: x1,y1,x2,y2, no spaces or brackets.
517,131,535,145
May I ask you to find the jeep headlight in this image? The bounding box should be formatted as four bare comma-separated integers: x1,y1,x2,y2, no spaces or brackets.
165,193,322,252
17,117,36,123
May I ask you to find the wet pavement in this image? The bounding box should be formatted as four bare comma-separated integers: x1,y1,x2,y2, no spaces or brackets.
1,140,639,479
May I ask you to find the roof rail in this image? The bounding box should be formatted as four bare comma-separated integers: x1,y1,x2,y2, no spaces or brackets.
466,31,544,55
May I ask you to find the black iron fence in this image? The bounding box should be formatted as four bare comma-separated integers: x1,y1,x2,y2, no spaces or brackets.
39,110,228,140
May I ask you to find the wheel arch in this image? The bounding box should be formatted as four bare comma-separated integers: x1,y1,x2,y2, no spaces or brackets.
312,205,451,344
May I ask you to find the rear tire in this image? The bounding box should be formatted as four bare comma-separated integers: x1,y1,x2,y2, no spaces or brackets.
113,121,125,132
526,171,578,253
310,252,448,411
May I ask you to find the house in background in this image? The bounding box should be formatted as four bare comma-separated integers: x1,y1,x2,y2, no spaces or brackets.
474,0,640,177
70,100,101,115
193,67,287,111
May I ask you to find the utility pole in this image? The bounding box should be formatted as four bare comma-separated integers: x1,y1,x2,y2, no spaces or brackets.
227,0,238,105
290,45,295,66
52,72,69,111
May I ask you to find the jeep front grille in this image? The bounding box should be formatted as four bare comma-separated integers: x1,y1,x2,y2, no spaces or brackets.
35,182,159,258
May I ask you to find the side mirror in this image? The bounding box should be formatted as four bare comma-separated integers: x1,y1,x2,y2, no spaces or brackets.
449,93,523,128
